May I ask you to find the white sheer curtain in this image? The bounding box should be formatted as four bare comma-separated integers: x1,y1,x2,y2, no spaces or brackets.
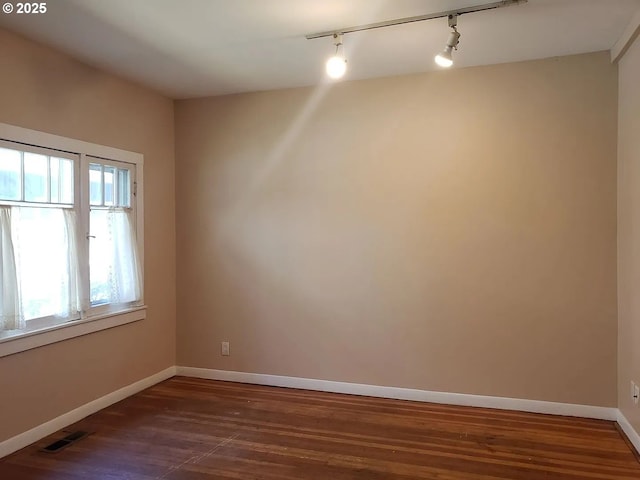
90,208,141,305
63,209,81,317
0,206,80,330
0,206,23,330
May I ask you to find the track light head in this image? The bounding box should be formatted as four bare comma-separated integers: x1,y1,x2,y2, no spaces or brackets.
326,33,347,79
435,15,460,68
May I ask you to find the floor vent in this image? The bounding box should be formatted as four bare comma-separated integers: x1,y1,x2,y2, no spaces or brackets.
41,431,90,453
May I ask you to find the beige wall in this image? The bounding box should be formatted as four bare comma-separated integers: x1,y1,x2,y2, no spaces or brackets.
618,36,640,431
0,28,176,442
176,52,618,407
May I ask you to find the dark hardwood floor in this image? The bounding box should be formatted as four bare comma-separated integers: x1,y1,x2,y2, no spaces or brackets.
1,376,639,479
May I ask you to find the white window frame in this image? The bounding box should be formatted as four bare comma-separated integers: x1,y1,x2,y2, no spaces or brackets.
0,123,146,358
85,156,141,316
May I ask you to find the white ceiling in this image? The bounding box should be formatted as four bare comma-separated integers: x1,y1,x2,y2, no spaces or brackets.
1,0,639,99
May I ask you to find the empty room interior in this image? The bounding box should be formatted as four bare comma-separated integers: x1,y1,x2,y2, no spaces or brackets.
1,0,640,478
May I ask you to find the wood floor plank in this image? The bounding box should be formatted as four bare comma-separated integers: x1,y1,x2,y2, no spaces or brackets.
1,377,638,479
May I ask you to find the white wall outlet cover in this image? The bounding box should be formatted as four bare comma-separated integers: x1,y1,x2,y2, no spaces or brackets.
634,383,639,405
221,341,230,356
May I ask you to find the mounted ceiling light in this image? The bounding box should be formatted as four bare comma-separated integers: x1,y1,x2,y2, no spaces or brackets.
306,0,527,76
434,15,461,68
326,33,347,79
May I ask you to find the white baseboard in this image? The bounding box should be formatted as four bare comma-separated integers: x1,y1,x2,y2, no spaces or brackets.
3,365,632,462
0,366,176,459
176,366,618,421
617,410,640,455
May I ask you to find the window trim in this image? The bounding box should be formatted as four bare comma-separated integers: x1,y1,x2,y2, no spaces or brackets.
0,122,146,358
0,307,146,358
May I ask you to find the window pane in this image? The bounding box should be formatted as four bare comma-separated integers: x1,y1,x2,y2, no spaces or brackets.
104,166,115,206
24,153,48,202
89,163,102,206
50,157,60,203
12,207,74,320
90,208,140,305
0,147,22,201
49,157,74,205
117,168,130,207
59,158,74,204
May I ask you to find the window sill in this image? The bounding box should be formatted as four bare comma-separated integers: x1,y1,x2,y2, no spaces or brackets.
0,306,146,358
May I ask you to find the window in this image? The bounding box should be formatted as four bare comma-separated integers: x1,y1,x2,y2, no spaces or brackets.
88,159,141,308
0,123,144,356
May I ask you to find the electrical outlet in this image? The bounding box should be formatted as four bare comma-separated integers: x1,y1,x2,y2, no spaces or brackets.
635,383,640,406
221,341,230,356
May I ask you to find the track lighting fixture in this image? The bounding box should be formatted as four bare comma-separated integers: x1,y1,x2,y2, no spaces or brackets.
307,0,528,76
325,33,347,79
434,15,460,68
